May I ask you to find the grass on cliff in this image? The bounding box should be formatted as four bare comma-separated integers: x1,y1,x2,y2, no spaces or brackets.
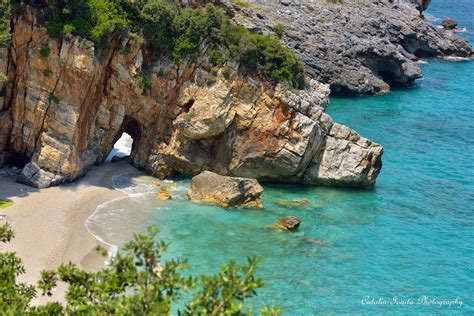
0,0,11,47
0,199,13,208
35,0,304,88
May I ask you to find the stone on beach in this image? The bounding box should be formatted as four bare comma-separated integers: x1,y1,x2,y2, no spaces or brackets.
187,171,263,208
273,216,301,231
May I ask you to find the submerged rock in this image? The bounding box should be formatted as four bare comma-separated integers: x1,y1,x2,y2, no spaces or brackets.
187,171,263,208
273,216,301,231
156,187,172,201
275,198,309,208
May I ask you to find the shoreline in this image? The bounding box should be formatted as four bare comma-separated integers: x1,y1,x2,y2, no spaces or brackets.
0,160,137,303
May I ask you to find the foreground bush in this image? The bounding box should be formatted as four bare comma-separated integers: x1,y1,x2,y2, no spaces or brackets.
0,223,280,315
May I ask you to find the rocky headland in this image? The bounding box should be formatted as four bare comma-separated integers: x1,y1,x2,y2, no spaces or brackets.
223,0,472,95
0,1,470,190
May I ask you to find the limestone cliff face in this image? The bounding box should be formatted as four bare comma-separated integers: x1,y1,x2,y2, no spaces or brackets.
0,6,382,189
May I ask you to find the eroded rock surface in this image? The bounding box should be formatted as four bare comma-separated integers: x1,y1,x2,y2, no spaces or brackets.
223,0,472,95
0,6,383,189
187,171,264,208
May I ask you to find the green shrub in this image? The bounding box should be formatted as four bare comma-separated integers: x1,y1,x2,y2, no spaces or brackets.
207,76,217,86
134,72,152,95
0,223,281,315
37,1,304,88
275,23,285,39
0,0,11,47
0,72,7,87
222,66,233,79
42,68,53,77
48,93,60,104
38,47,51,58
45,0,129,46
119,45,131,55
229,0,250,8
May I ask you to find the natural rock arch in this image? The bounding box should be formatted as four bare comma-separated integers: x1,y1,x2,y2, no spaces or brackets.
1,6,383,189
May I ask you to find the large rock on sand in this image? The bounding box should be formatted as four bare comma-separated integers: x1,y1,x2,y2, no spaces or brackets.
187,171,263,208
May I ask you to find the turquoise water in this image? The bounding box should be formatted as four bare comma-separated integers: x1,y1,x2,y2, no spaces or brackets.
89,2,474,314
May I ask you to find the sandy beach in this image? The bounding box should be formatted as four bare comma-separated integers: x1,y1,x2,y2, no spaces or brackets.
0,160,137,302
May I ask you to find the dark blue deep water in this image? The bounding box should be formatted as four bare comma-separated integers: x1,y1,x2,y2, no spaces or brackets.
90,1,473,314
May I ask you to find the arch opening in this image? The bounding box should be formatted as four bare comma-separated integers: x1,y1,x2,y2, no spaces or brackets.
106,133,133,162
106,116,142,163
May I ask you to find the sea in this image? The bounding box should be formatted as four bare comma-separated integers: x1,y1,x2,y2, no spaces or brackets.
86,1,473,314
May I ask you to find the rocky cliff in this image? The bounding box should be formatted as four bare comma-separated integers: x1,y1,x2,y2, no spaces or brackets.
0,6,382,189
223,0,472,95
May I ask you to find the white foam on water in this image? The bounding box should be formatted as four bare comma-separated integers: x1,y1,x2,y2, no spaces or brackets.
443,56,473,61
84,169,185,259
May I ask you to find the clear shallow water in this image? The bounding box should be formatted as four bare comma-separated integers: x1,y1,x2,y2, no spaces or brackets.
88,2,474,314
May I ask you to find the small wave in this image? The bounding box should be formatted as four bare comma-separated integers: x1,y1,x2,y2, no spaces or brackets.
111,171,158,197
443,56,473,61
425,14,441,23
85,170,188,258
453,27,467,33
417,60,428,64
85,196,130,247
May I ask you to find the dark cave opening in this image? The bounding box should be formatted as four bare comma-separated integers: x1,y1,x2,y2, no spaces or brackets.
5,152,30,168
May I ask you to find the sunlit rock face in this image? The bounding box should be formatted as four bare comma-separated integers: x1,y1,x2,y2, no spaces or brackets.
0,6,382,189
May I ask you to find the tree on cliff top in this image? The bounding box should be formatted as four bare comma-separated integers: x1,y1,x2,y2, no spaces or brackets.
0,223,280,315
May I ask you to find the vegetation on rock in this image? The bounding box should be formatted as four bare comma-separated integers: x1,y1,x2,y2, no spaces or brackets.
0,223,280,315
7,0,304,88
0,0,11,47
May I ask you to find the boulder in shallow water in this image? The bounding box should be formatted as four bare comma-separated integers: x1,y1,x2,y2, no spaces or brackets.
187,171,263,208
156,187,172,200
442,18,458,30
273,216,301,231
